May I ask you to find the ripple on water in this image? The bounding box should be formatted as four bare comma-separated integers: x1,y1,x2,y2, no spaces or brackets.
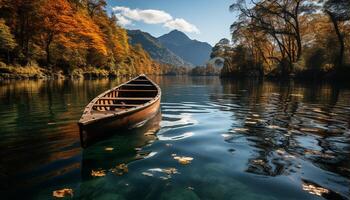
1,78,350,200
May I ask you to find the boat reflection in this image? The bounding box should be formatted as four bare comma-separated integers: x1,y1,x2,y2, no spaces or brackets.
81,111,162,181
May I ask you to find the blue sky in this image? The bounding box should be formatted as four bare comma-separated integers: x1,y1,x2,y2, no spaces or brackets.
106,0,235,46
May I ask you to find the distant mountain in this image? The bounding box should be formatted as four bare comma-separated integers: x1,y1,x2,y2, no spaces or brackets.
158,30,212,66
127,30,192,67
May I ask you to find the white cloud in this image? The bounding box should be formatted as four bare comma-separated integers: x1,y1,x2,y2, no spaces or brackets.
115,13,132,26
113,6,172,24
164,18,200,34
112,6,200,34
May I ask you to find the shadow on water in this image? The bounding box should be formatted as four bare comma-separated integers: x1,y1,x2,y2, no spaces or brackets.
81,111,162,181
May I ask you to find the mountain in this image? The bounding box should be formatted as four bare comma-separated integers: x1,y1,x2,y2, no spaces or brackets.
127,30,192,67
158,30,212,66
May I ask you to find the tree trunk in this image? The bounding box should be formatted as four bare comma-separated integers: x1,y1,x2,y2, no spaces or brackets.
327,11,344,69
294,1,302,61
7,50,10,64
46,34,53,66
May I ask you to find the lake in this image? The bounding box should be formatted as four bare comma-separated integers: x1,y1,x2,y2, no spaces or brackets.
0,76,349,200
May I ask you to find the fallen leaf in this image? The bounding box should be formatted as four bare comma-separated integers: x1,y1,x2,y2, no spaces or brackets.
53,188,73,198
91,169,106,177
105,147,114,151
302,183,329,196
110,163,128,175
163,168,178,175
174,156,193,165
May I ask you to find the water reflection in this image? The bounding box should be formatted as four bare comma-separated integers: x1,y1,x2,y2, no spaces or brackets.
0,77,350,199
81,112,162,181
213,79,350,199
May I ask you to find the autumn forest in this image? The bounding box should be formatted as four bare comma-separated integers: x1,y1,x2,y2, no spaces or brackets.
0,0,187,79
219,0,350,80
0,0,349,80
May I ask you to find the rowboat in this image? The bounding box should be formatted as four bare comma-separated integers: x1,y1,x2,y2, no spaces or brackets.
78,74,161,147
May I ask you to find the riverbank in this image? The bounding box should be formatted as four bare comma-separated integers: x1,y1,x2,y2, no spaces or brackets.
0,62,161,80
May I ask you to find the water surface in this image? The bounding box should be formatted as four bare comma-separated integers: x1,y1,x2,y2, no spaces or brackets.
0,77,349,200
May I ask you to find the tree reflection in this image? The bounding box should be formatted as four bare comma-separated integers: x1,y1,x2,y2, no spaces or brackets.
212,79,350,182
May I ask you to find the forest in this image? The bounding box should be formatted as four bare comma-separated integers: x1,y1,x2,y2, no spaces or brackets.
220,0,350,80
0,0,187,79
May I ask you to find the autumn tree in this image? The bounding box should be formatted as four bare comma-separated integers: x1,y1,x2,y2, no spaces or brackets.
324,0,350,69
39,0,76,65
0,0,42,63
0,19,16,63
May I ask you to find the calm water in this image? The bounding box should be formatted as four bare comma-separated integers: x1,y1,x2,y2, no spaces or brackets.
0,77,350,200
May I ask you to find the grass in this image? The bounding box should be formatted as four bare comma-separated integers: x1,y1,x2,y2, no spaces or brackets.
0,62,46,79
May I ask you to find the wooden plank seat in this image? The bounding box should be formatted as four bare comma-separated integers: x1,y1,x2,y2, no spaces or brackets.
123,84,154,87
93,104,140,107
117,89,157,92
99,97,154,100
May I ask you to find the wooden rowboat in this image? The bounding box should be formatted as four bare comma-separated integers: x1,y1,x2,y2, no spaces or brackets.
78,74,161,147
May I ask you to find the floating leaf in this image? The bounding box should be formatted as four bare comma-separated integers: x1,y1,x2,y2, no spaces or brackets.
302,183,329,196
105,147,114,151
174,156,193,165
53,188,73,198
110,163,128,175
163,168,178,175
91,169,106,177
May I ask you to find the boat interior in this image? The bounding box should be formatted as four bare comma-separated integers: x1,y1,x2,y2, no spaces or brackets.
92,76,158,111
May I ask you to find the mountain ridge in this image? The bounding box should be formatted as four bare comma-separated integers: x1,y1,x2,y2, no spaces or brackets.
158,30,212,66
127,29,192,67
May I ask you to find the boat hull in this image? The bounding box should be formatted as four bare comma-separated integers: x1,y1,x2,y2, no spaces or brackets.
79,97,160,147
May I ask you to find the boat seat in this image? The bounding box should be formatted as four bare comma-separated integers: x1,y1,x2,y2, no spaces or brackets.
117,89,157,92
123,84,154,87
93,104,140,107
99,97,154,100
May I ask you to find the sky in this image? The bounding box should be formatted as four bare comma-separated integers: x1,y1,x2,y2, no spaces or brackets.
106,0,235,46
